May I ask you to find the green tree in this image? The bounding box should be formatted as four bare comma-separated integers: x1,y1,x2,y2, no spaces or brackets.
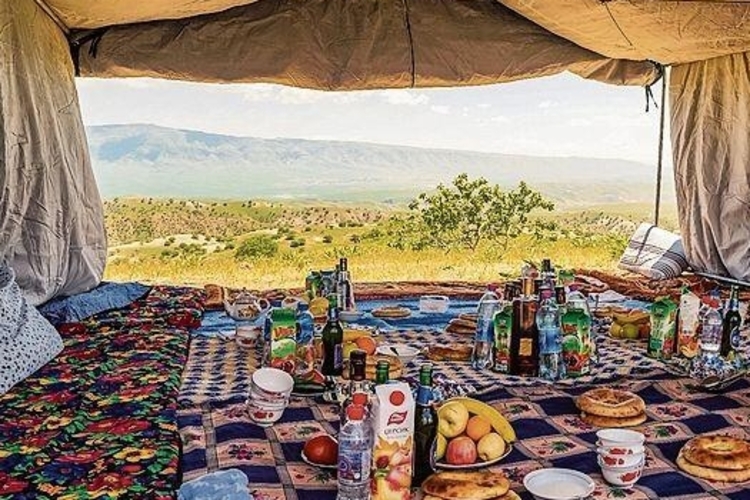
235,235,279,260
391,173,554,252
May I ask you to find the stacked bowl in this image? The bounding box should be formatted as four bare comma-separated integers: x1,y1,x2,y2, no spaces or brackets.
596,429,646,488
247,368,294,427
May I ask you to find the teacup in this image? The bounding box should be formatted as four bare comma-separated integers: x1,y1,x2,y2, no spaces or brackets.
598,456,645,488
251,368,294,401
247,397,288,427
596,429,645,448
236,323,262,348
596,444,645,456
597,447,645,468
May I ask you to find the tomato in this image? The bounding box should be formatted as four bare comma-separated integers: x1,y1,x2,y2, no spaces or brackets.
304,435,338,465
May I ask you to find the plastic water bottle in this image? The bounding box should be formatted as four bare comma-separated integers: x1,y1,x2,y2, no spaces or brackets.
337,404,373,500
699,293,723,357
295,303,316,379
537,287,565,381
472,284,500,370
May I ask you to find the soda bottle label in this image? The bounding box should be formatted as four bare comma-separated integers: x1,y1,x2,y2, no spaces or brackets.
334,344,343,371
493,316,511,373
338,446,372,484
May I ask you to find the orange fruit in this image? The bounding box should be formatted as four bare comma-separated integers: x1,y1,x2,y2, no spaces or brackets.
465,415,492,442
354,336,377,355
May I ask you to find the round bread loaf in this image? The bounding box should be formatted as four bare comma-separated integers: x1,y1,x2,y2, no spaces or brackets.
580,411,647,428
422,471,510,500
577,388,646,418
677,451,750,482
682,436,750,471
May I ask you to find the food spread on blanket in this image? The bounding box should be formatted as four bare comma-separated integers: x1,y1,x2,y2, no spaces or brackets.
178,258,750,499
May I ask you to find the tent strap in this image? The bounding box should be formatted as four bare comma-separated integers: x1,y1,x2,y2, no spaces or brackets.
654,65,668,226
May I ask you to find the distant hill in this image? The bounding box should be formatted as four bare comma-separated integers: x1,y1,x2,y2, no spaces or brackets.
87,124,674,206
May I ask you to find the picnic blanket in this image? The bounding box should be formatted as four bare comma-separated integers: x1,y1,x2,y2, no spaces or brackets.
178,371,750,500
0,285,203,500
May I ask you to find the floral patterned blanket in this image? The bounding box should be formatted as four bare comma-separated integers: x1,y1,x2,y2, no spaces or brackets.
0,286,203,500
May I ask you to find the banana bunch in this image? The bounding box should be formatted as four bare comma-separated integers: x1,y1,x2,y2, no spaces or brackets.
610,309,650,340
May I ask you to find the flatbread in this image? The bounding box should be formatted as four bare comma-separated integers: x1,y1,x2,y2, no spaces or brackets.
372,306,411,319
425,344,472,362
422,471,510,500
577,388,646,418
677,452,750,483
203,284,225,310
581,411,647,428
424,492,520,500
682,436,750,471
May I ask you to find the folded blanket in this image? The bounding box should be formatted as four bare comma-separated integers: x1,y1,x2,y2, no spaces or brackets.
178,469,252,500
39,281,151,324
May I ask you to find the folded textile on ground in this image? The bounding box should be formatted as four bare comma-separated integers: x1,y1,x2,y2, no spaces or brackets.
178,469,252,500
39,281,151,324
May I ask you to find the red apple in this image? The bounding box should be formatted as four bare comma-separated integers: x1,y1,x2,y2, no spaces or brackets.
445,436,477,465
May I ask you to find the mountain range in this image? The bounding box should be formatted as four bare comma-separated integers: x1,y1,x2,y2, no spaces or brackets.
86,124,674,206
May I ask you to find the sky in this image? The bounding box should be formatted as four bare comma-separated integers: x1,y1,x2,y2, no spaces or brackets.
76,72,671,166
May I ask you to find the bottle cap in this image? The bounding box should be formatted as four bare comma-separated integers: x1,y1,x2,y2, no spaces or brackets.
346,404,365,421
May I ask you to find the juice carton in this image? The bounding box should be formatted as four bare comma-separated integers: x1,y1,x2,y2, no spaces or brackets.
371,382,414,500
269,307,297,374
649,297,677,360
677,287,701,358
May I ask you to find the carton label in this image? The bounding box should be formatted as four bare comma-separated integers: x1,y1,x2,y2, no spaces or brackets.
371,383,414,500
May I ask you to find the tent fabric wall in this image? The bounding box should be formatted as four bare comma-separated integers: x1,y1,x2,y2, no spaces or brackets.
498,0,750,65
0,0,106,305
75,0,659,90
670,52,750,281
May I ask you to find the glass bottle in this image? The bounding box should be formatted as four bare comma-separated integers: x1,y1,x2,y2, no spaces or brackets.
721,286,742,359
337,257,356,312
537,287,565,381
493,295,513,374
321,295,344,376
375,360,390,386
341,349,369,424
472,284,500,370
412,364,437,488
561,285,593,377
700,292,723,358
510,277,539,376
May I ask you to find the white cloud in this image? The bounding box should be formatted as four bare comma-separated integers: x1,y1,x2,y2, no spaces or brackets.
538,100,557,109
568,118,593,127
380,90,430,106
430,105,450,115
490,115,510,123
477,103,491,109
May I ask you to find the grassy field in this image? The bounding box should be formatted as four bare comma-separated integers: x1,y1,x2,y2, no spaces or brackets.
103,197,679,289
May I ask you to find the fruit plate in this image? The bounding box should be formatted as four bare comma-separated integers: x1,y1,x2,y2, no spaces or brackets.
431,442,513,470
301,450,338,470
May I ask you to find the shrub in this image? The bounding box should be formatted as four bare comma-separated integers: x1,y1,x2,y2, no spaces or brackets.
322,235,333,244
235,235,279,260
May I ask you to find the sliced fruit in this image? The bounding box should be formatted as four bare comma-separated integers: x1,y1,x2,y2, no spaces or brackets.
355,336,378,355
450,397,517,443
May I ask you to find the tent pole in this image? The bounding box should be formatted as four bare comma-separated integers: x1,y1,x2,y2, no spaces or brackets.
654,66,667,226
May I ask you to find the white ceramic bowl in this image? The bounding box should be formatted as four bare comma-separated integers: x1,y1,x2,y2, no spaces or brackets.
523,468,596,500
598,448,645,468
419,295,450,314
339,310,363,322
596,429,645,448
235,323,262,348
247,398,287,427
251,368,294,401
376,344,420,365
598,456,645,488
595,443,645,456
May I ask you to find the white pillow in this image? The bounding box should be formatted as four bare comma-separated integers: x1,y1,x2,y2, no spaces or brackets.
0,263,63,395
618,223,689,280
